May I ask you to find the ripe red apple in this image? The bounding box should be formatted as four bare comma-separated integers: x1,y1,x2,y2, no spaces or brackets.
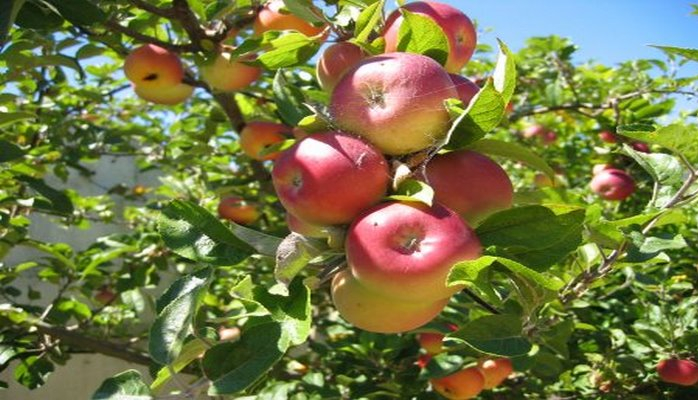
449,74,480,107
590,169,635,201
330,52,458,155
239,121,290,161
657,358,698,386
632,142,650,153
346,201,482,302
430,366,485,400
272,132,389,225
134,83,193,105
598,130,617,143
254,0,326,37
426,150,514,224
417,354,432,369
201,52,261,92
331,269,448,333
316,42,366,92
477,357,513,389
217,196,260,225
124,44,184,89
383,1,477,73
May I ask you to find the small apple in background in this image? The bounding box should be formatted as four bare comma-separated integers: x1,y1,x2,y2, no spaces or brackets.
477,357,513,389
200,52,261,92
217,196,260,225
239,121,291,161
590,169,635,201
218,326,241,342
449,74,480,107
95,286,117,305
272,132,389,226
346,201,481,302
598,130,618,143
316,42,366,92
383,1,477,73
124,44,184,89
416,354,432,369
541,130,558,145
522,124,547,139
331,269,449,334
426,150,514,224
132,184,148,196
418,324,458,355
533,173,554,188
657,358,698,386
632,142,650,153
430,366,485,400
134,82,194,105
330,52,458,155
254,0,326,37
285,213,327,238
592,163,613,175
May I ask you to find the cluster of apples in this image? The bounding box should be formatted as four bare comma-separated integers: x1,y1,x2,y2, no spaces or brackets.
657,358,698,387
417,329,513,399
265,0,514,335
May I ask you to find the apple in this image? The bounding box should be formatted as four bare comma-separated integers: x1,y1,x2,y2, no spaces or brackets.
418,324,458,355
533,173,554,188
632,142,650,153
522,124,547,139
541,130,558,145
217,196,260,225
95,286,117,305
590,169,635,201
218,326,241,341
657,358,698,386
477,357,513,389
598,130,617,143
449,74,480,107
200,52,261,92
254,0,326,37
316,42,366,92
417,354,432,369
346,201,482,302
592,163,613,175
285,213,327,238
124,44,184,89
383,1,477,73
330,52,458,155
134,83,193,105
426,150,514,224
272,131,389,226
331,269,448,334
239,121,291,161
430,366,485,400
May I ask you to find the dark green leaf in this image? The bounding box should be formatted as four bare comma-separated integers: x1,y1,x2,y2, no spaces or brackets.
282,0,326,24
0,111,36,128
0,139,25,162
92,370,152,400
617,123,698,162
275,233,322,289
449,255,564,292
15,175,74,214
45,0,107,26
272,69,309,126
468,139,555,180
448,314,532,357
650,45,698,62
14,1,64,30
396,10,449,66
13,355,54,390
0,0,25,48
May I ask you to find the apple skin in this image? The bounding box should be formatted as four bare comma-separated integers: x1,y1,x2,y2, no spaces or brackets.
430,366,485,400
383,1,477,73
330,52,458,155
272,131,389,226
254,0,326,37
449,74,480,107
418,324,458,355
134,83,194,105
477,358,513,389
331,269,448,334
124,44,185,89
285,213,327,238
541,130,558,145
346,201,482,302
590,169,635,201
316,42,366,92
217,196,260,225
592,163,613,175
657,358,698,386
239,121,290,161
598,130,617,143
426,150,514,224
632,142,650,153
201,52,261,92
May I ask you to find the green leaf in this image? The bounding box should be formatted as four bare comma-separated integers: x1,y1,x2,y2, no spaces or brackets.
448,314,532,357
282,0,326,24
151,338,208,392
388,178,435,206
204,322,289,395
275,233,323,289
468,139,555,180
229,223,283,258
650,45,698,62
157,200,254,266
15,175,74,214
617,123,698,162
0,139,25,162
396,10,449,66
0,0,25,48
449,255,564,292
14,1,64,30
354,0,384,44
45,0,107,26
444,81,506,149
0,345,17,366
621,144,684,187
297,113,331,133
256,32,321,70
272,69,309,126
493,39,516,104
149,268,211,365
92,370,152,400
0,111,36,128
14,355,54,390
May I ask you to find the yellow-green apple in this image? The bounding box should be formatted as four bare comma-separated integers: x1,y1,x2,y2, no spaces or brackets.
449,74,480,107
330,52,458,155
418,323,458,355
426,150,513,224
201,52,261,92
430,366,485,400
316,42,366,92
124,44,185,89
383,1,477,73
346,201,481,302
254,0,326,37
134,83,194,105
657,358,698,386
598,130,617,143
590,169,635,201
239,121,291,161
331,269,448,333
285,213,327,238
272,131,389,225
217,196,260,225
477,357,513,389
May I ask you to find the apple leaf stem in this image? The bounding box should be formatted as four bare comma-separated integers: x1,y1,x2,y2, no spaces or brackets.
461,288,501,314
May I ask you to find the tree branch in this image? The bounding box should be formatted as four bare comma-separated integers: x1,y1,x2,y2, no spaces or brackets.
103,19,197,53
127,0,177,18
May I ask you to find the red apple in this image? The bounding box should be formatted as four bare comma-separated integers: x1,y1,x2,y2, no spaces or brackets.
331,269,448,334
533,173,554,188
217,196,260,225
541,130,558,145
430,366,485,400
316,42,366,92
426,150,514,224
598,130,617,143
477,357,513,389
239,121,291,161
632,142,650,153
383,1,477,73
201,52,261,92
657,358,698,386
330,52,458,155
254,0,326,37
417,354,433,369
418,324,458,355
449,74,480,107
522,124,547,139
590,169,635,201
124,44,184,89
272,132,389,225
346,201,482,302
